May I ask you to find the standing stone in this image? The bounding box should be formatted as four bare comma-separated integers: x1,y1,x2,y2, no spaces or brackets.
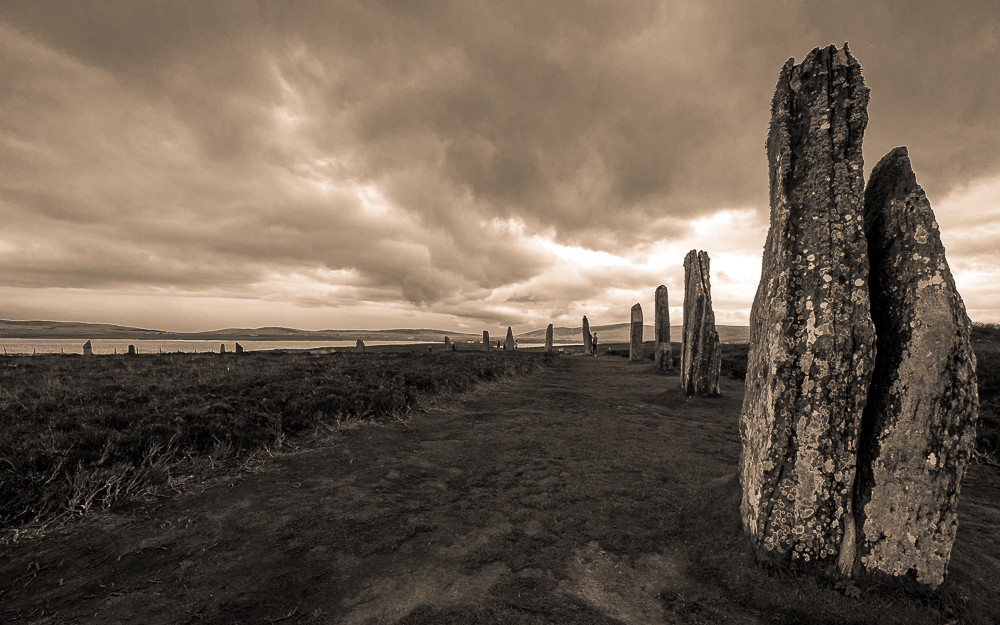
628,304,643,361
582,316,593,354
739,44,874,575
851,147,979,589
235,342,244,354
82,340,93,357
444,336,451,350
221,344,228,354
681,252,721,396
545,324,554,352
654,285,671,371
355,339,365,354
504,327,515,351
483,330,490,350
127,344,136,355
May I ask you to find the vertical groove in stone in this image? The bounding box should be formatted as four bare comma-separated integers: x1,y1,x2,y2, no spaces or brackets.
681,251,721,396
629,304,643,361
856,147,979,589
655,285,672,371
582,316,593,353
545,324,554,353
739,43,874,574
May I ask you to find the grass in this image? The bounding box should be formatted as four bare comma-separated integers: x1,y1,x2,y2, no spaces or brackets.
610,327,999,463
0,350,549,534
971,323,1000,465
0,348,997,623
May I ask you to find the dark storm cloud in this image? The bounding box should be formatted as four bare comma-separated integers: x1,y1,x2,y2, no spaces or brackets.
1,0,998,326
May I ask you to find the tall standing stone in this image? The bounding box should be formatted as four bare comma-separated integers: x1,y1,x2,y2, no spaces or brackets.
654,285,671,371
127,344,136,355
82,340,93,357
444,336,451,350
504,327,515,351
355,339,365,354
628,304,643,361
852,147,979,589
582,316,593,354
235,342,244,354
483,330,490,350
739,44,874,575
220,344,227,354
681,251,721,396
545,324,554,352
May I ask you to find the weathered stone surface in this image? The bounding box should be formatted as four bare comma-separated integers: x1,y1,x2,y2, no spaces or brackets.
127,344,136,355
483,330,490,350
681,251,721,396
505,327,515,351
355,339,365,354
628,304,643,361
545,324,554,352
739,44,874,575
82,340,93,357
655,285,671,371
220,344,227,354
852,147,979,589
235,342,244,354
444,336,451,350
582,316,592,354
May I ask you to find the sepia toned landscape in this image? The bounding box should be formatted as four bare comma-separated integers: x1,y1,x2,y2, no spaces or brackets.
3,2,1000,624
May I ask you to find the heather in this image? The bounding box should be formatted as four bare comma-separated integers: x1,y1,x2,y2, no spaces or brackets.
0,350,547,530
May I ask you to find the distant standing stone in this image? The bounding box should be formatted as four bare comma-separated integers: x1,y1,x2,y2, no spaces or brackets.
739,44,874,576
504,326,515,351
128,344,136,355
355,339,365,354
629,304,643,361
483,330,490,350
853,147,979,589
444,336,451,350
82,340,93,357
545,324,553,352
235,342,244,354
220,344,226,354
582,316,592,354
681,251,721,396
654,285,671,371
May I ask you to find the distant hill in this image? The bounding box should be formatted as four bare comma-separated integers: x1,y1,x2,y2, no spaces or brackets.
0,319,750,344
0,320,480,342
516,323,749,344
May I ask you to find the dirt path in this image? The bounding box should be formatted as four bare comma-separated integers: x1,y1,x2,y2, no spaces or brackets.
2,355,998,624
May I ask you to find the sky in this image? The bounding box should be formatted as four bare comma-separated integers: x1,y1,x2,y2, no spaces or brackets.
1,0,998,334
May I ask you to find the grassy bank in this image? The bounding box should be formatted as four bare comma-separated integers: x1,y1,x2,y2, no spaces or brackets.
971,322,1000,464
609,328,999,464
0,350,549,533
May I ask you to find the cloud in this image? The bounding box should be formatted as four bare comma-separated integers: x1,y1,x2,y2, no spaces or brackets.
1,1,999,329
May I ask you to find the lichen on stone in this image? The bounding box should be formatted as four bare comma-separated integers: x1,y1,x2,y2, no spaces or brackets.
855,146,979,590
739,43,873,574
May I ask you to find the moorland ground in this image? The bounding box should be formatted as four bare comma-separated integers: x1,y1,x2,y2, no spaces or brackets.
1,340,998,624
